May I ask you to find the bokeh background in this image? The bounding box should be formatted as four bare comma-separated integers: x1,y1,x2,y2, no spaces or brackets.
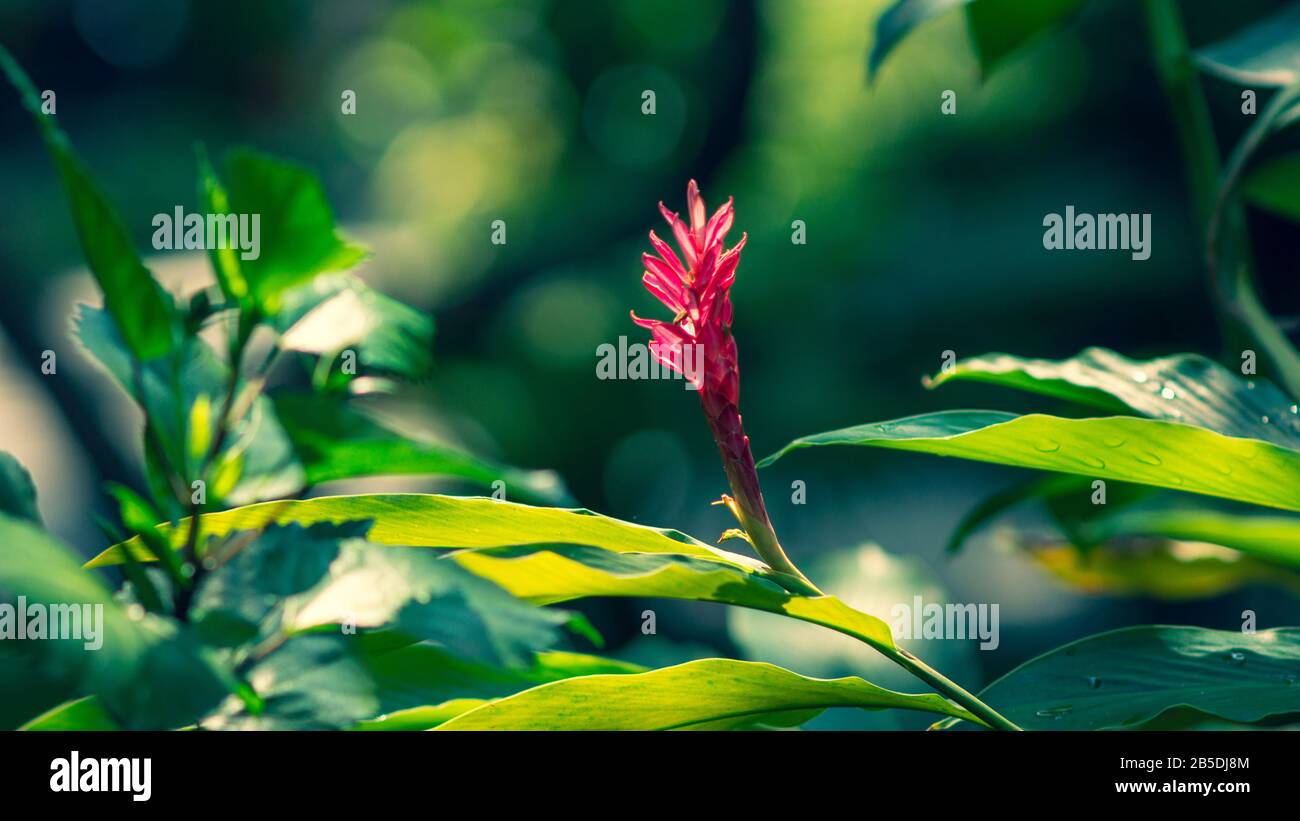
3,0,1299,727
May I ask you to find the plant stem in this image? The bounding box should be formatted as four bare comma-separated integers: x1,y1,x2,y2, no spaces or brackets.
176,308,257,619
1142,0,1300,400
1142,0,1219,231
884,644,1022,731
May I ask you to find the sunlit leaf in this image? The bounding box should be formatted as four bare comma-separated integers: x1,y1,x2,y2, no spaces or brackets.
89,493,763,570
436,658,983,730
216,149,369,314
360,645,644,726
353,699,484,731
20,696,119,731
760,410,1300,512
276,274,433,381
196,146,250,304
87,494,896,653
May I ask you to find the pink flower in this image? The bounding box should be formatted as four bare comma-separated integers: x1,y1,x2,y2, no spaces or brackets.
632,181,814,590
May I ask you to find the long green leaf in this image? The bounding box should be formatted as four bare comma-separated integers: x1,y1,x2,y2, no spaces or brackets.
437,658,982,730
760,410,1300,512
942,626,1300,730
88,493,760,569
354,699,484,731
925,347,1300,446
20,696,120,731
358,647,645,729
86,494,895,652
1083,507,1300,570
1024,539,1300,600
0,47,175,360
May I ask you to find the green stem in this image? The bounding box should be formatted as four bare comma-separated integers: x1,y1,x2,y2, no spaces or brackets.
1142,0,1219,231
1142,0,1300,400
745,480,1018,728
884,644,1022,731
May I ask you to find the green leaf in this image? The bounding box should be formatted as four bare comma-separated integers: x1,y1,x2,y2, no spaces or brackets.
196,146,250,304
90,493,763,569
20,696,120,731
1082,507,1300,570
760,410,1300,512
436,658,983,730
360,645,644,724
870,0,970,78
87,494,897,653
203,634,378,730
1024,539,1300,600
75,304,305,505
272,393,574,506
0,514,230,729
290,545,576,668
194,521,577,668
353,699,485,731
216,149,369,314
275,274,433,381
0,47,175,360
1195,4,1300,87
190,521,364,632
0,452,40,524
964,0,1083,77
946,626,1300,730
925,347,1300,446
1242,153,1300,223
869,0,1079,79
355,649,648,730
945,474,1087,555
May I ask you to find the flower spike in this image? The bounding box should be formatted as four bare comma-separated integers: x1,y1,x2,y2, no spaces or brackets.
633,180,814,590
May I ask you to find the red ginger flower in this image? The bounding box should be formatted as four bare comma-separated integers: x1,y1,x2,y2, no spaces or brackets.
632,181,814,590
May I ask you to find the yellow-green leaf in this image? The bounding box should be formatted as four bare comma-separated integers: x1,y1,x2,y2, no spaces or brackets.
436,658,983,730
